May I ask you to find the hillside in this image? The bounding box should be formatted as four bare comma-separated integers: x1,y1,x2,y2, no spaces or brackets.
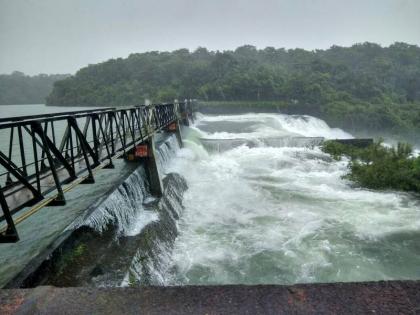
0,72,70,105
46,42,420,138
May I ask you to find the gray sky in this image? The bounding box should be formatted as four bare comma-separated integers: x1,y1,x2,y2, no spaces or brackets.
1,0,419,75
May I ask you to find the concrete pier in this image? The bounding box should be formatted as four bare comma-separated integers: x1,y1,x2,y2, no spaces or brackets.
125,122,183,198
166,121,183,148
143,136,163,197
126,135,163,197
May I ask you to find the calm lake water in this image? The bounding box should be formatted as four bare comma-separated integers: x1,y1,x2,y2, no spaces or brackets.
0,104,100,179
0,104,98,118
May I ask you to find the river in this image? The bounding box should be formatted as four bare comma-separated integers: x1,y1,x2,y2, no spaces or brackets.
163,113,420,285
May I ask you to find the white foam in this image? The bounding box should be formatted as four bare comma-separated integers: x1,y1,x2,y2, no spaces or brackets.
164,113,420,285
125,211,159,237
195,112,353,140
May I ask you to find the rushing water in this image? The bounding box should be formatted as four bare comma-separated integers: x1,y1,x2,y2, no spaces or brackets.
163,113,420,285
1,105,420,287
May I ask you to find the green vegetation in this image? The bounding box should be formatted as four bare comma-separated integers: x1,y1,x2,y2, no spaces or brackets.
46,42,420,138
61,243,88,265
55,243,88,277
322,140,420,193
0,71,69,105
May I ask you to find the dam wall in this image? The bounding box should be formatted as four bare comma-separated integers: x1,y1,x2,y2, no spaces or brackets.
3,133,186,288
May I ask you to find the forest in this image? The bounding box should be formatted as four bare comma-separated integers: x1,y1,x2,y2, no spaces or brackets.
0,72,69,105
46,42,420,139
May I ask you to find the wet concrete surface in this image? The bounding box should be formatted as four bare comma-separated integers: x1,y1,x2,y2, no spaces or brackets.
1,281,419,314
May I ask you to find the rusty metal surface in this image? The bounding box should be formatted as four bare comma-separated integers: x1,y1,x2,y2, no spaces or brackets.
1,281,419,314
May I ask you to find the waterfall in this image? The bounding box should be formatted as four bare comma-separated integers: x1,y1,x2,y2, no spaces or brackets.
155,135,181,174
194,112,353,140
73,167,152,235
200,136,324,153
45,134,188,287
122,173,188,286
71,134,181,236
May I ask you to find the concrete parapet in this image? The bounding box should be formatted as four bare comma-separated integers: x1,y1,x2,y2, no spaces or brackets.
1,281,419,314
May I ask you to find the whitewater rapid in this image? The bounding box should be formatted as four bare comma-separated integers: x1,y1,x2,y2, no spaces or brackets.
164,113,420,285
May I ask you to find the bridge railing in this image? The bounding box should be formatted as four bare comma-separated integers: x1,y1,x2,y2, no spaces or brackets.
0,101,191,242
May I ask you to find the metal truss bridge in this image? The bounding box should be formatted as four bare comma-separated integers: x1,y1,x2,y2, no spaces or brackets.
0,101,193,243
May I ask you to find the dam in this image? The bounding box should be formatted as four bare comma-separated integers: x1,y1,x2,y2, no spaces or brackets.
0,104,420,313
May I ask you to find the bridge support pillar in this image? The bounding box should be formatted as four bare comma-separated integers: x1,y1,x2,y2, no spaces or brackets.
180,111,190,126
126,136,163,197
167,121,183,148
175,122,183,148
145,136,163,197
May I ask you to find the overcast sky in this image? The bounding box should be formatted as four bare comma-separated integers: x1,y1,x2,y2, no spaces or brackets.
1,0,419,75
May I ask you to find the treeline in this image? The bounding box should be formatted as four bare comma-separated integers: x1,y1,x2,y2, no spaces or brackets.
46,43,420,137
0,71,70,105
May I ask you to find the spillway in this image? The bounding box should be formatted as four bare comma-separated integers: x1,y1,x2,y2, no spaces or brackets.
5,112,420,289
